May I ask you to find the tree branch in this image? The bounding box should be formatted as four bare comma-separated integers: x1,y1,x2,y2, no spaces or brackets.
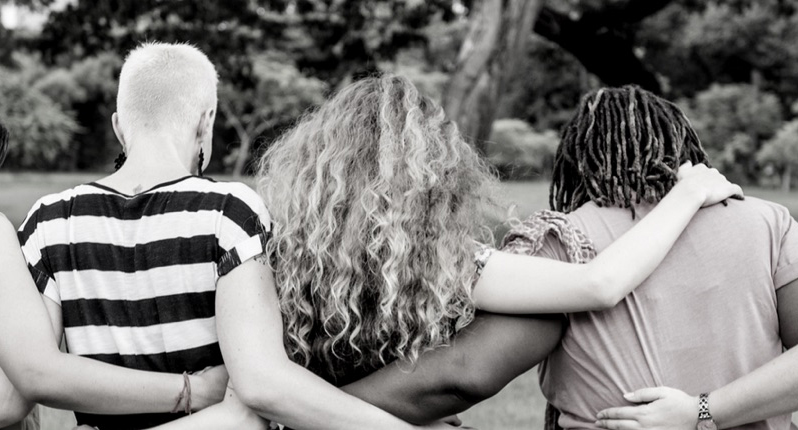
533,0,674,93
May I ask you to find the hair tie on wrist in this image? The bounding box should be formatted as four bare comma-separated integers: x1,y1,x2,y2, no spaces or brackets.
171,372,192,414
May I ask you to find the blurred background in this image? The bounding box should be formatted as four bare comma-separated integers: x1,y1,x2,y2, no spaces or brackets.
2,0,798,428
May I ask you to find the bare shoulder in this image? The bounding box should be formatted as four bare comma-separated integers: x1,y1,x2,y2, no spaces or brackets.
0,211,12,230
0,212,19,243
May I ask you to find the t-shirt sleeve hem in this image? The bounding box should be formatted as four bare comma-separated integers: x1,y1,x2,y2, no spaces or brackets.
774,262,798,290
217,231,271,278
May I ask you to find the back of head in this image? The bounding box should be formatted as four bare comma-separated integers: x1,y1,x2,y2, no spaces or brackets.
0,122,8,168
116,42,218,141
550,85,710,215
258,74,496,381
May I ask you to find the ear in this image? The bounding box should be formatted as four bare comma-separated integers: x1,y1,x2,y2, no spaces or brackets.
195,108,215,171
111,113,127,151
196,108,215,142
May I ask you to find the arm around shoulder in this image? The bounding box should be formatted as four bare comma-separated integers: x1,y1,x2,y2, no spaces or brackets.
216,259,421,430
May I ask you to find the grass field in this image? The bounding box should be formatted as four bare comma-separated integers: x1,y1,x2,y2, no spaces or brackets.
1,172,797,429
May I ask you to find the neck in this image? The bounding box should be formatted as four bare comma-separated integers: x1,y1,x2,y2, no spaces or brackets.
100,133,197,194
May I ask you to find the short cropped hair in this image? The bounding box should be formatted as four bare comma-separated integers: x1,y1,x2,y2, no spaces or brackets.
0,122,8,168
116,42,218,140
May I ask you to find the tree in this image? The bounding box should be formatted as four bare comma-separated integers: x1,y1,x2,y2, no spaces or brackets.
683,83,783,183
533,0,673,94
487,118,559,179
441,0,542,154
758,119,798,191
219,54,326,177
0,64,79,169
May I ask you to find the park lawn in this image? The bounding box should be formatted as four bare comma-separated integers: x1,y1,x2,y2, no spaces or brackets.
2,172,798,429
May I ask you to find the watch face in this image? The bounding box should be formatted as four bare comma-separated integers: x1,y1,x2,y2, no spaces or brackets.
697,420,718,430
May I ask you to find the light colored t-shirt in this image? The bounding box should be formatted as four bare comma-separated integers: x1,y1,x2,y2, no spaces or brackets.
537,197,798,430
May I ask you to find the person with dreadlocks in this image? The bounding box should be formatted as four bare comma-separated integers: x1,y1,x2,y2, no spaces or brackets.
524,85,798,430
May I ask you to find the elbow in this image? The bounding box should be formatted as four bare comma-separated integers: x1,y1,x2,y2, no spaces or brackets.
452,371,505,405
0,398,34,427
235,378,284,418
0,411,30,428
11,365,53,406
586,267,624,310
446,349,505,404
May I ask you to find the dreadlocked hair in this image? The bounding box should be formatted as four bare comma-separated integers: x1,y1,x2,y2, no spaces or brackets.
0,122,8,168
550,85,710,217
257,74,498,384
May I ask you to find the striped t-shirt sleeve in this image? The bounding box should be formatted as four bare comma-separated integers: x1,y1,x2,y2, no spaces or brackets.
216,184,272,277
18,199,60,303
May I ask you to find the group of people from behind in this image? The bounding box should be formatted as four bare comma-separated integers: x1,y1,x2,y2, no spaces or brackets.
0,41,795,430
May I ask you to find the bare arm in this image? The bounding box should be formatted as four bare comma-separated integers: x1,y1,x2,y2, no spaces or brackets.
0,215,224,416
148,386,269,430
0,366,31,428
216,259,455,430
473,163,743,313
342,312,563,423
595,278,798,430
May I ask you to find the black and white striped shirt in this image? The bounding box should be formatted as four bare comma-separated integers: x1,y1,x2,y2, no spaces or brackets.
18,176,270,429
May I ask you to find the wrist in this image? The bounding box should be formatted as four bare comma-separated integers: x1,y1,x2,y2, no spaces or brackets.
670,179,705,209
187,374,206,411
696,392,718,430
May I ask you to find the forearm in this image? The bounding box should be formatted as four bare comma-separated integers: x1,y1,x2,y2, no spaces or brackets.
342,313,563,423
0,367,32,427
13,351,190,414
149,405,235,430
586,182,704,304
238,360,418,430
1,228,215,415
710,346,798,428
218,260,420,430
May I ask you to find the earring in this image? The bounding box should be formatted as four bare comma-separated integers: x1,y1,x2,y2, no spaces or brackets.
114,152,127,170
197,148,205,177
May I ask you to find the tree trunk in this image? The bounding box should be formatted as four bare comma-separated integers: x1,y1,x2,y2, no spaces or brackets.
232,135,252,178
220,99,252,178
533,1,671,94
442,0,542,155
783,164,792,193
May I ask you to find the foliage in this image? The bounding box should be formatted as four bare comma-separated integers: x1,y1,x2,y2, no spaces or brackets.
758,119,798,190
2,0,798,180
219,53,326,176
486,119,559,180
0,70,79,169
498,35,597,131
681,83,782,182
639,1,798,102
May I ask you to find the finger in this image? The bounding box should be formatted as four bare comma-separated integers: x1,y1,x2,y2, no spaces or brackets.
731,185,744,198
595,419,641,430
624,387,668,403
442,415,463,426
596,406,644,420
677,161,693,180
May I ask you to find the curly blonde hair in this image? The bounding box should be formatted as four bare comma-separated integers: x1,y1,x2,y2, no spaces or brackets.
257,75,498,382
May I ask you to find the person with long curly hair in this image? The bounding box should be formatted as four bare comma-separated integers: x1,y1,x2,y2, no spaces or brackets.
244,75,743,425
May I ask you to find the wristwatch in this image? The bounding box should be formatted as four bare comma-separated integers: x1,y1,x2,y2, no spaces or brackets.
697,393,718,430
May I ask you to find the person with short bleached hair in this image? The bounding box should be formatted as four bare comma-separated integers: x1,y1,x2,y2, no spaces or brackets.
115,42,219,145
0,43,264,430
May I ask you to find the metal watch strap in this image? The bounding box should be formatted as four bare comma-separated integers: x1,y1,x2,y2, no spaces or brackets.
698,393,713,420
